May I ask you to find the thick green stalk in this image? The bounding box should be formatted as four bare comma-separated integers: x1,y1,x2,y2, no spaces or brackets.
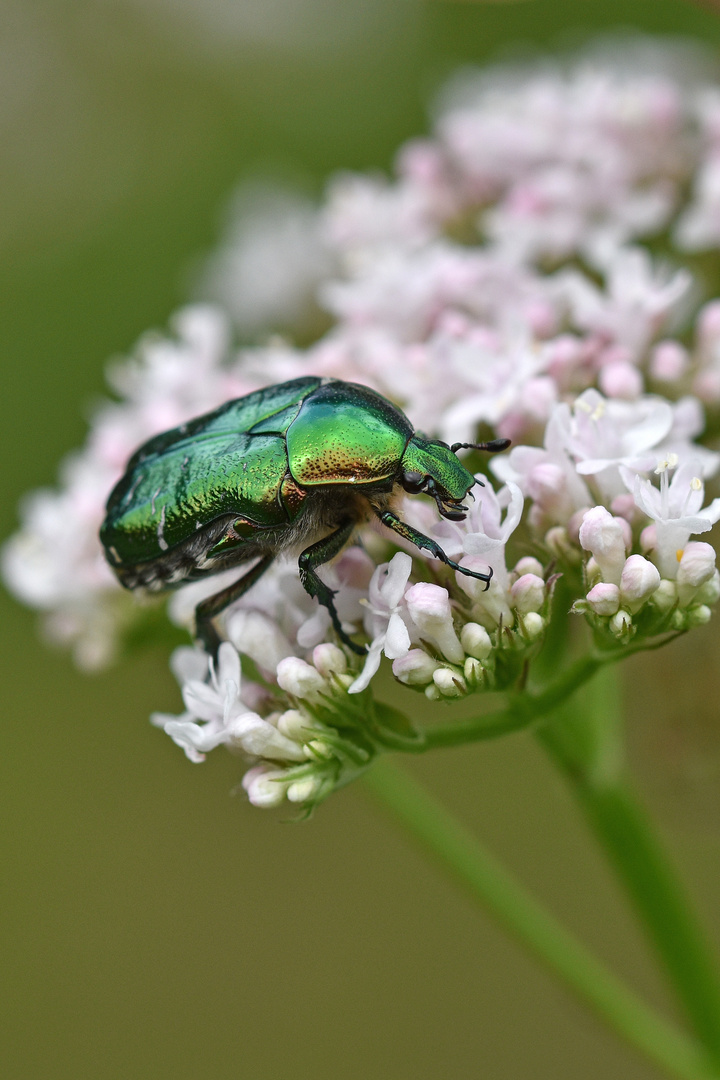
537,668,720,1065
363,758,717,1080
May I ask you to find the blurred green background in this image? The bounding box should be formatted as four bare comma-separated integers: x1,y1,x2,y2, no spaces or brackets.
4,2,720,1077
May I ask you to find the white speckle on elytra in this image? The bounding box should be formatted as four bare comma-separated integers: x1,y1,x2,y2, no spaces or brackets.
157,505,169,551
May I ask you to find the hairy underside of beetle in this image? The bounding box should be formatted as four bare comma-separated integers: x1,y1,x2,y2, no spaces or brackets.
111,485,398,595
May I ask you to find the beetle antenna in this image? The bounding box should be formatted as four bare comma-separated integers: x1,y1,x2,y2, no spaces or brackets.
451,438,511,454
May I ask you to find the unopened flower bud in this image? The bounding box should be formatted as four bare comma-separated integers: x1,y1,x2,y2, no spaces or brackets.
392,649,439,686
312,643,347,678
460,621,493,660
676,542,717,606
463,656,485,686
286,776,322,804
276,657,326,699
513,556,544,579
695,570,720,606
545,526,575,560
640,524,657,555
579,507,628,585
432,667,467,697
424,683,442,701
510,573,545,614
609,609,632,639
586,582,621,615
277,709,310,741
650,340,689,382
567,508,592,545
686,605,712,627
405,582,464,663
242,766,287,808
619,555,661,613
651,579,677,613
521,612,545,640
599,361,642,400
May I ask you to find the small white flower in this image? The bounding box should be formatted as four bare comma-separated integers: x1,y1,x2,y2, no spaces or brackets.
619,555,661,613
622,458,720,577
348,553,413,694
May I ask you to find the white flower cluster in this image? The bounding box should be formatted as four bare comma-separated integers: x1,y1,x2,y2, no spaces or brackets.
5,39,720,809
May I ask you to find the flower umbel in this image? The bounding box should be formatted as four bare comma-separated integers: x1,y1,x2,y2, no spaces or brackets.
4,38,720,812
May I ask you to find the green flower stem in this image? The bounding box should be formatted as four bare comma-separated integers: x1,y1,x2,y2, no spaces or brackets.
417,653,605,750
363,758,718,1080
536,667,720,1065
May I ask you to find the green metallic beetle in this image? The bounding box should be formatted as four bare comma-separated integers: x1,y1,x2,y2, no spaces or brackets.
100,377,509,655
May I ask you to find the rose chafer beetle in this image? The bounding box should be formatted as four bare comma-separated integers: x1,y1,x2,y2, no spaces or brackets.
100,377,509,655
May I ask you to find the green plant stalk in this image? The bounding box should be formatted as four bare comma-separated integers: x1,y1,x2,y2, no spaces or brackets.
537,666,720,1065
363,758,718,1080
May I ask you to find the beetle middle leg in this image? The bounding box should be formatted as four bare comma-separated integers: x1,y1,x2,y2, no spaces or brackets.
195,553,274,657
376,508,493,589
298,518,365,655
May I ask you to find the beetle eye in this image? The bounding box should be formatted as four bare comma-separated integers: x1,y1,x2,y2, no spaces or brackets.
402,470,425,494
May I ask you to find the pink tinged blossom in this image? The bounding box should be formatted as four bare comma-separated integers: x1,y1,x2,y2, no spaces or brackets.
586,582,621,616
560,389,674,499
619,555,661,613
510,574,545,614
405,582,463,663
621,458,720,578
348,553,413,694
392,650,440,686
676,542,717,607
560,248,691,360
578,506,628,585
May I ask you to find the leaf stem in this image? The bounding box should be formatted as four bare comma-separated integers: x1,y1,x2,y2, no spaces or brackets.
363,758,718,1080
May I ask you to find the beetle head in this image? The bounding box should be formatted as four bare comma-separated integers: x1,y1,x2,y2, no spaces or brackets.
400,437,477,521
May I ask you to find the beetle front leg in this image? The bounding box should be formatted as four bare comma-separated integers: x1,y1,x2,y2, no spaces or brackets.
376,508,493,590
194,553,274,657
298,519,365,655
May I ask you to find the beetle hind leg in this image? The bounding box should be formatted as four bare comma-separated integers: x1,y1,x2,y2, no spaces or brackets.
298,519,365,656
376,508,493,589
194,553,274,657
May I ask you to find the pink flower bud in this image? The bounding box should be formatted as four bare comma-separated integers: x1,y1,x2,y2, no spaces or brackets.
619,555,661,612
677,542,717,606
312,643,347,678
513,556,544,579
510,573,545,614
640,524,657,554
598,361,642,400
405,582,464,663
586,582,621,615
650,341,689,382
392,649,439,686
578,507,628,585
699,300,720,343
